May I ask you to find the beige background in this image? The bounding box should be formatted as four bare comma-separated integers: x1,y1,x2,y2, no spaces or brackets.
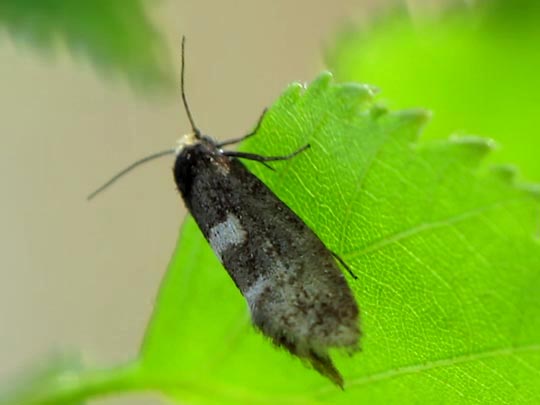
0,1,396,403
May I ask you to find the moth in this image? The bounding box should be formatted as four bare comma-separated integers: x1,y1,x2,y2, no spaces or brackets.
89,37,360,388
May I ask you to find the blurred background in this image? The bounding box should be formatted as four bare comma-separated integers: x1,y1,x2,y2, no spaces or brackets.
2,0,539,403
0,0,378,403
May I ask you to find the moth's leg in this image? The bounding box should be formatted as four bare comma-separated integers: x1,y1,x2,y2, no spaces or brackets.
223,144,310,165
217,108,268,147
330,251,357,279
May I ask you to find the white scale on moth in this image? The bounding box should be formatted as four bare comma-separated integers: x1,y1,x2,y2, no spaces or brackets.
208,213,247,261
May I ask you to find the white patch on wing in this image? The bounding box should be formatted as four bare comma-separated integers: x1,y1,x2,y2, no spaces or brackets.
245,276,270,303
208,213,247,260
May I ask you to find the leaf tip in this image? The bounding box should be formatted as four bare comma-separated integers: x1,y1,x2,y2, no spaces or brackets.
390,108,431,142
394,108,431,123
269,81,305,114
449,134,497,148
448,134,496,162
310,71,334,90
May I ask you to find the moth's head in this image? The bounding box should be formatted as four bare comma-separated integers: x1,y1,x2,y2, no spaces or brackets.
175,132,199,155
175,130,219,156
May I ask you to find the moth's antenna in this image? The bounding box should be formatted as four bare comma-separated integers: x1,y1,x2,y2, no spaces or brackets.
87,149,176,201
181,36,200,136
87,36,196,201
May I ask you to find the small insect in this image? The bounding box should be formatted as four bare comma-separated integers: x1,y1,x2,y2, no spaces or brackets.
89,37,360,388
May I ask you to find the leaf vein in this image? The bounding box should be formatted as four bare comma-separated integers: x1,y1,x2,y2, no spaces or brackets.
345,344,540,389
344,198,524,260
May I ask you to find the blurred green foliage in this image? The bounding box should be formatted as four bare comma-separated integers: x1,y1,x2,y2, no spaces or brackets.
0,0,174,91
329,0,540,181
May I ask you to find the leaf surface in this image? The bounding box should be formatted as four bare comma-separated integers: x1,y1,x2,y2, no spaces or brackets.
3,73,539,404
140,73,540,403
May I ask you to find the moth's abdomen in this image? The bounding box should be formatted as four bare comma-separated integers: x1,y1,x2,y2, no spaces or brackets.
245,240,360,384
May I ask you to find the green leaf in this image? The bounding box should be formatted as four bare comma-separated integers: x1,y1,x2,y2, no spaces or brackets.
4,72,540,403
140,73,540,403
0,0,174,91
328,0,540,181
